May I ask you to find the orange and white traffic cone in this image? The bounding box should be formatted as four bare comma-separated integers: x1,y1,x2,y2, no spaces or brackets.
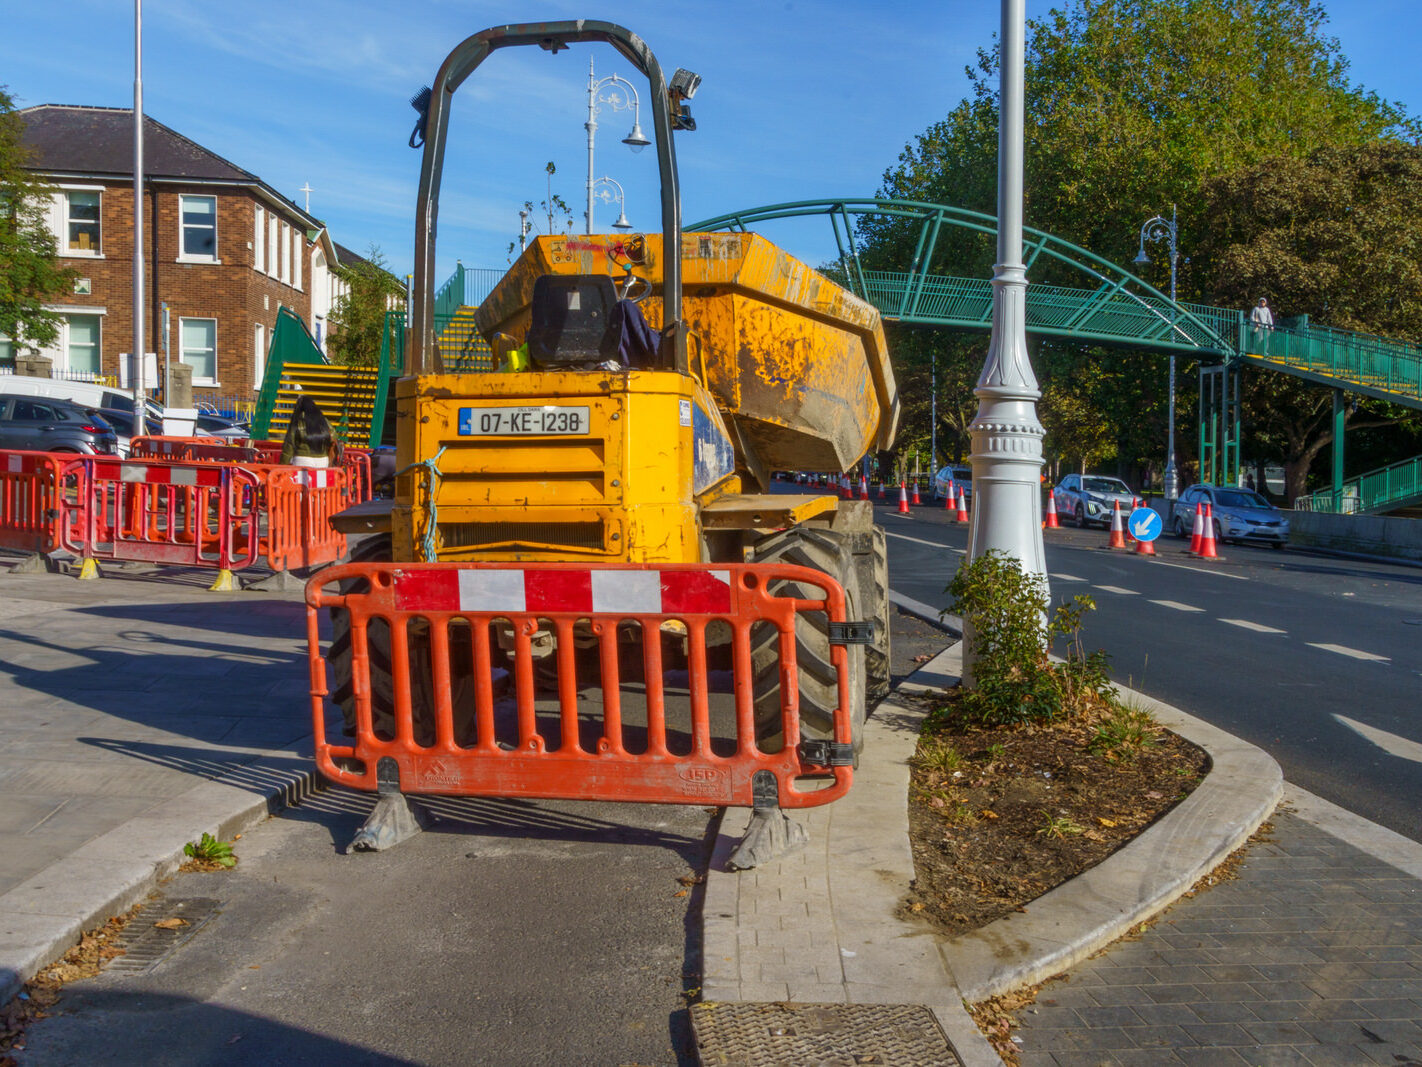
911,481,921,506
1196,503,1221,560
1134,517,1156,556
1107,500,1127,549
1045,489,1060,529
878,480,886,500
955,487,969,523
944,482,955,510
859,475,869,500
1189,503,1204,555
897,482,910,514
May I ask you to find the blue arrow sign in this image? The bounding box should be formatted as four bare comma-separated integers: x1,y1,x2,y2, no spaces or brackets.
1128,507,1162,542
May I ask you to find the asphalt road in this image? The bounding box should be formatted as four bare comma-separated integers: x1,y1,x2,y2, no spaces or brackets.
18,606,951,1066
878,496,1422,843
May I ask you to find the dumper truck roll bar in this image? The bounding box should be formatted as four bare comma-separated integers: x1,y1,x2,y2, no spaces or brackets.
410,21,689,377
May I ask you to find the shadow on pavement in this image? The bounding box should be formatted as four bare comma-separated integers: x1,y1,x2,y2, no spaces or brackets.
12,987,420,1067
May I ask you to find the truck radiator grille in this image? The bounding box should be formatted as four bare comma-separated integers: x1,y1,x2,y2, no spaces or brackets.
440,520,605,552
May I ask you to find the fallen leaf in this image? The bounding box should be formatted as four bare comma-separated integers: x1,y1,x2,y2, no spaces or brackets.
153,918,187,931
1097,817,1117,827
979,809,1000,820
673,890,688,898
676,874,705,887
1145,790,1163,799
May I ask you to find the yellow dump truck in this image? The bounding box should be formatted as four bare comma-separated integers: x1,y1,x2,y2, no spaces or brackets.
315,20,899,858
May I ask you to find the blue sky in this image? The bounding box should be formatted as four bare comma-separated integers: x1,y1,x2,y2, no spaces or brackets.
5,1,1417,286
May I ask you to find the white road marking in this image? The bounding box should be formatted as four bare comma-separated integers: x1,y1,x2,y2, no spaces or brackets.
1309,643,1390,663
1149,558,1249,581
1051,573,1087,582
1092,585,1138,596
1335,715,1422,762
1150,600,1204,612
884,530,964,554
1219,618,1286,634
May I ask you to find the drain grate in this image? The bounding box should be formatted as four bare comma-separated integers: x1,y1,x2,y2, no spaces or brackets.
105,897,223,975
691,1002,963,1066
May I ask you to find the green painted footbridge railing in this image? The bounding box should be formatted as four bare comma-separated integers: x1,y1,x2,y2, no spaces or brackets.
1295,452,1422,515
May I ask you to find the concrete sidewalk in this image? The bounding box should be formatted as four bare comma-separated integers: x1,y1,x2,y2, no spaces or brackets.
0,565,318,1003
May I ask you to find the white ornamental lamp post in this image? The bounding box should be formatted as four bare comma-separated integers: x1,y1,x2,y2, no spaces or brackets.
1135,205,1181,502
964,0,1049,680
585,59,650,234
591,176,633,231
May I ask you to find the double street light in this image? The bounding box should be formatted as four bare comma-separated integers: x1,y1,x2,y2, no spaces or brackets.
1135,205,1181,502
591,176,633,232
585,59,649,234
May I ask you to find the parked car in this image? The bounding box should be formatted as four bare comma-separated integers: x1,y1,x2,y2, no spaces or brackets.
931,465,972,503
98,407,165,458
0,396,118,454
1170,483,1289,549
1054,473,1137,528
195,412,250,439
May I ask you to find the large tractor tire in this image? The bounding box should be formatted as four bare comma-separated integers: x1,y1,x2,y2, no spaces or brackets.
748,525,867,760
861,524,892,707
327,534,398,742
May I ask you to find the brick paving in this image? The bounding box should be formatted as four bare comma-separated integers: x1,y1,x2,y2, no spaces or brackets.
1010,810,1422,1066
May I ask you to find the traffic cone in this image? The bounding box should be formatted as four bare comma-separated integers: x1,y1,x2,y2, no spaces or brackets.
1107,500,1127,548
1196,503,1221,560
897,482,910,514
955,487,969,523
944,482,955,510
1134,521,1156,556
878,480,886,500
1045,489,1059,529
911,481,921,506
859,475,869,500
1189,503,1204,555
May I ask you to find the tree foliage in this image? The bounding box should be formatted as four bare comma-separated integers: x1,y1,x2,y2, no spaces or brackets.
0,87,75,353
860,0,1418,488
326,246,405,368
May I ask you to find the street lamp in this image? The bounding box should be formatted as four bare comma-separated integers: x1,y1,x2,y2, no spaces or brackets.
585,58,649,234
1135,205,1180,502
592,176,633,231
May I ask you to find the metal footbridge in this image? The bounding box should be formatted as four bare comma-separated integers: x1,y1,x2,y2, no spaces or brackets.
691,199,1422,514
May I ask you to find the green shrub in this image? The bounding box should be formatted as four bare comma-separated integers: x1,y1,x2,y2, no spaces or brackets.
943,550,1114,727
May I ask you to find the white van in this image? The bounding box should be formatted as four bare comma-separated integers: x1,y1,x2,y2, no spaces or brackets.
0,374,165,421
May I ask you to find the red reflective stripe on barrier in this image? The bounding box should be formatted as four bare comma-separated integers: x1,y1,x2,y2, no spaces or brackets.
392,566,733,615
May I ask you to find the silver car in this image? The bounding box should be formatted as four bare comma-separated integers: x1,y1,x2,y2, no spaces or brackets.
931,465,972,503
1054,473,1136,528
1170,484,1289,549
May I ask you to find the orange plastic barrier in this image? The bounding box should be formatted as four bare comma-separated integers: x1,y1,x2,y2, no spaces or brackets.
265,466,351,572
0,451,67,554
131,437,372,503
59,458,262,571
305,562,856,808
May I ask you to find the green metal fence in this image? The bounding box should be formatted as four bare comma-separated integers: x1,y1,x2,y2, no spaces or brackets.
1297,452,1422,514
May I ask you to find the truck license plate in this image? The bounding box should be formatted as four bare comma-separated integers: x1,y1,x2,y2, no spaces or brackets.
458,406,590,436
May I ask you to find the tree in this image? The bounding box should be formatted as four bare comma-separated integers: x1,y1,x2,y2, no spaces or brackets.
326,246,406,368
0,86,75,354
506,162,575,258
859,0,1417,484
1197,141,1422,498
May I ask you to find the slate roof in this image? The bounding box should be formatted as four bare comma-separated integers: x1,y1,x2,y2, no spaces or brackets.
19,104,317,227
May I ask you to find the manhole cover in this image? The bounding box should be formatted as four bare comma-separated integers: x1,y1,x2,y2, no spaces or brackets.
691,1002,962,1066
106,897,222,975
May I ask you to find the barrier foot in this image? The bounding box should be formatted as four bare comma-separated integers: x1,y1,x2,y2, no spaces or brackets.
245,568,304,592
209,569,239,592
347,791,426,853
347,757,426,853
76,558,101,581
9,552,52,575
726,770,808,871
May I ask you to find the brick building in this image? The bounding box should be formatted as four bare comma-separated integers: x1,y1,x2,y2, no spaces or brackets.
6,104,371,403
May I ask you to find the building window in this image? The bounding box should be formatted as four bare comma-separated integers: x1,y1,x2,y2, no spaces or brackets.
279,223,290,285
0,335,14,368
65,314,102,376
180,317,217,384
254,322,266,390
254,205,265,272
268,215,279,276
294,232,303,290
64,191,101,255
180,195,218,260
